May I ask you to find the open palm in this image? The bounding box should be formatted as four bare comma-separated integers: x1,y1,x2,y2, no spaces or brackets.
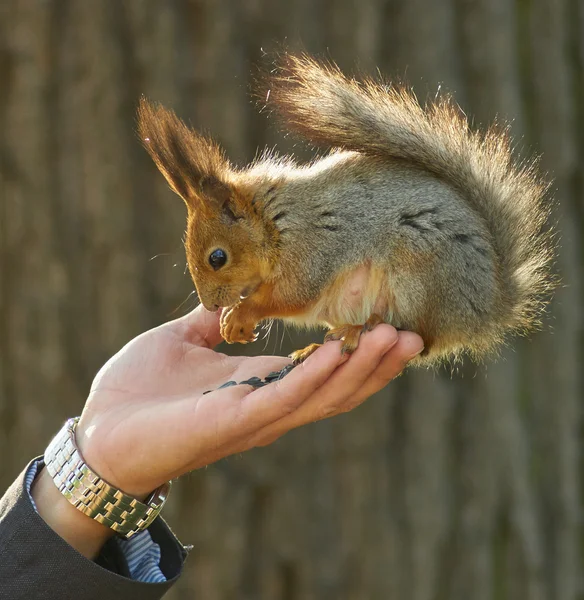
77,306,424,498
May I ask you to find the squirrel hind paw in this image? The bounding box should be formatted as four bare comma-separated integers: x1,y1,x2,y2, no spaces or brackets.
325,314,385,354
361,313,384,333
324,324,361,354
291,315,386,363
289,343,322,365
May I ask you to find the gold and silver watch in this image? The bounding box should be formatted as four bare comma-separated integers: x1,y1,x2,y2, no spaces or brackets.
44,417,171,539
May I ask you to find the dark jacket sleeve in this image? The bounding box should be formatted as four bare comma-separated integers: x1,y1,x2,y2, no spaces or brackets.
0,459,188,600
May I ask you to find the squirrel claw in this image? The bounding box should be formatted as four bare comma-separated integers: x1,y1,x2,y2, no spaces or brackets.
243,333,259,344
289,343,322,364
325,314,385,355
361,313,384,333
324,324,361,354
219,306,258,344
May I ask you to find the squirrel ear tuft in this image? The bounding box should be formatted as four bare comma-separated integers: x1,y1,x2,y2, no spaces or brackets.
137,97,230,210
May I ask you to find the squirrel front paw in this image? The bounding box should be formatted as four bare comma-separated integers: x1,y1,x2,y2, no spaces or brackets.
220,305,258,344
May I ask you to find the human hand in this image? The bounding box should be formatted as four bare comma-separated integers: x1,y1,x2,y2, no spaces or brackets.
33,306,423,557
76,306,423,497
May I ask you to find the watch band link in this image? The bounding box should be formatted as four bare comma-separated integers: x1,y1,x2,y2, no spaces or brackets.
44,417,171,539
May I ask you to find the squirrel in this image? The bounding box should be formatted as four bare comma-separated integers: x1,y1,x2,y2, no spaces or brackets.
137,53,555,366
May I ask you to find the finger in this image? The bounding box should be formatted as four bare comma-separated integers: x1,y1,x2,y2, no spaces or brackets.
335,330,424,412
175,304,223,348
179,341,342,434
308,324,399,419
168,343,344,468
235,340,347,429
246,325,399,446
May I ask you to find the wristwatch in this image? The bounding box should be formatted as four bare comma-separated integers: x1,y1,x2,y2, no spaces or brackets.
44,417,171,539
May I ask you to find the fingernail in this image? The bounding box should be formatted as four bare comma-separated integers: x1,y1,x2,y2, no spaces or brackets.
408,346,425,360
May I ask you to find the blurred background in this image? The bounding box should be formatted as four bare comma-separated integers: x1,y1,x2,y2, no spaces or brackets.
1,1,583,599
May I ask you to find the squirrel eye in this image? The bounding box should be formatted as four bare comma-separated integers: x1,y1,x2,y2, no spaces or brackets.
208,248,227,270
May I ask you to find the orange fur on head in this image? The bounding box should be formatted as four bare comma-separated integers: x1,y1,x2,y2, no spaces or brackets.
183,185,279,310
137,98,280,311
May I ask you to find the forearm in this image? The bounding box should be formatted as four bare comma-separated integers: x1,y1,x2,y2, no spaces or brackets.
31,466,113,559
0,459,186,600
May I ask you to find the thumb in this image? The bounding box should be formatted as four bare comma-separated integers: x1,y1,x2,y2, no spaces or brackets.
174,304,224,348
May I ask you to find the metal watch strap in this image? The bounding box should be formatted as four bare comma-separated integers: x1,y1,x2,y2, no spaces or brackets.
44,417,171,539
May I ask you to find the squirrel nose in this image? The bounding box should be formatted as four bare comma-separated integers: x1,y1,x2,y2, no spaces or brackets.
201,300,221,312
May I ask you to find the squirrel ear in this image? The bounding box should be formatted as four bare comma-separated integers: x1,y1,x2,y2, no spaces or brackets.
199,175,231,207
199,175,246,224
137,97,230,210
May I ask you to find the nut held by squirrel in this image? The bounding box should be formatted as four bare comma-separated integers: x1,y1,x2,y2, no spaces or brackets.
137,53,555,367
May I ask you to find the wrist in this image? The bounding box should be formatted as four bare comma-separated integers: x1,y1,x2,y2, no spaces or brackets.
31,467,113,559
75,414,158,499
43,416,171,541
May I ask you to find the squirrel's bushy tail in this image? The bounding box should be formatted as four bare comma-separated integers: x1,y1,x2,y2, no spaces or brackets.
264,54,555,333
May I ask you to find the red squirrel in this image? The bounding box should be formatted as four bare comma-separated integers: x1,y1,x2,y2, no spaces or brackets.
137,54,555,366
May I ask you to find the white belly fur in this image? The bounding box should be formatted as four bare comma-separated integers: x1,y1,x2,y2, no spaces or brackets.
283,263,395,329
